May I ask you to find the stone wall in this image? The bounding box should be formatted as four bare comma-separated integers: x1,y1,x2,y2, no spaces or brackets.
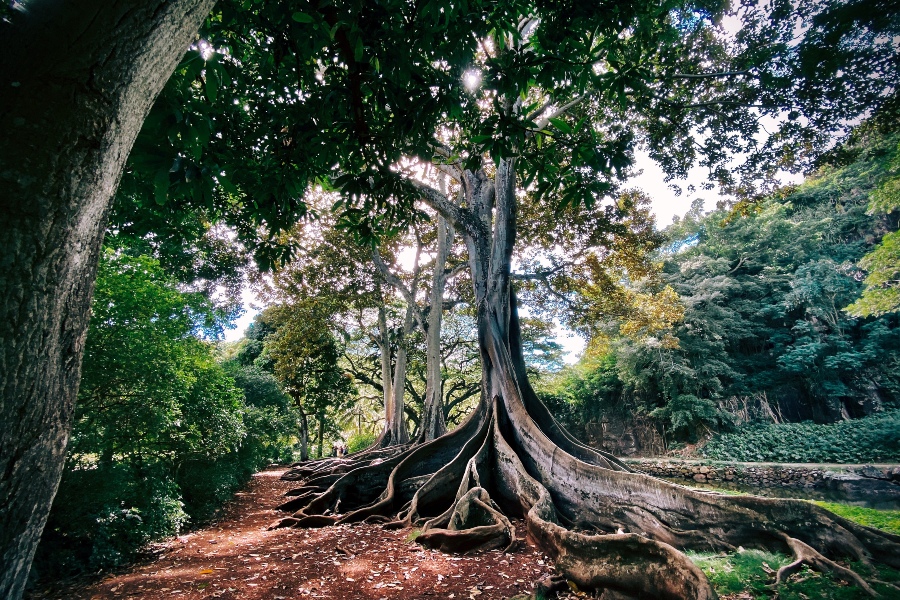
623,459,900,508
625,459,829,487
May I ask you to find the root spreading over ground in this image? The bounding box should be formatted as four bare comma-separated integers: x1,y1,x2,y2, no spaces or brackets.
274,305,900,599
274,161,899,597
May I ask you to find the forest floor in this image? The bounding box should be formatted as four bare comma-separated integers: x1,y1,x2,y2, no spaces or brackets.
28,467,564,600
28,466,898,600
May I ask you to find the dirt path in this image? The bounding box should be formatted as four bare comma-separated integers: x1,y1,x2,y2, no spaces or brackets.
30,468,558,600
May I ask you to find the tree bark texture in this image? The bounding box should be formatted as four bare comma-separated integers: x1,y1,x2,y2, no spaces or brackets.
274,159,900,598
0,2,215,596
388,303,414,445
418,214,453,442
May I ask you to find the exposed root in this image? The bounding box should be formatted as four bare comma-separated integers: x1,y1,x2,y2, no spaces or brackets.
417,487,516,553
273,404,488,529
776,534,879,597
280,444,410,482
270,325,900,599
489,398,718,600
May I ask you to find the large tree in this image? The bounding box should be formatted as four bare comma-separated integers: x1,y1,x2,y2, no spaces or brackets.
268,1,900,598
0,2,215,596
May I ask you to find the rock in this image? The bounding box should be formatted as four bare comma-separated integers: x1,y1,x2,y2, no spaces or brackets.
822,472,900,509
858,465,891,481
693,474,707,482
699,466,710,474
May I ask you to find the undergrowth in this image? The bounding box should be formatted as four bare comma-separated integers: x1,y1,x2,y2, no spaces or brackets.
811,501,900,536
689,549,900,599
700,411,900,463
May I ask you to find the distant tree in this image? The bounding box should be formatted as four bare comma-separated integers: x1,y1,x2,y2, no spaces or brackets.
75,248,245,468
264,303,356,460
613,131,900,433
847,138,900,317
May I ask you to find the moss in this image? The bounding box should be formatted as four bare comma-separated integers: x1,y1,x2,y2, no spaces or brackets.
689,549,900,599
811,501,900,536
405,528,423,542
689,549,789,597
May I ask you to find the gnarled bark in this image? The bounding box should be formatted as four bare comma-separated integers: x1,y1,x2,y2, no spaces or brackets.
274,158,900,598
0,1,214,597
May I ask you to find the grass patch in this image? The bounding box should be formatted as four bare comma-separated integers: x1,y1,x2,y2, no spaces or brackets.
405,529,422,543
811,501,900,536
689,549,789,597
689,549,900,599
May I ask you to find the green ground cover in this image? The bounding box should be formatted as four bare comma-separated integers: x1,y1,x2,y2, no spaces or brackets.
690,549,900,599
687,496,900,598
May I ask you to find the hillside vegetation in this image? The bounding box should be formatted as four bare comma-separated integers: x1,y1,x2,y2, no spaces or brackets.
541,131,900,455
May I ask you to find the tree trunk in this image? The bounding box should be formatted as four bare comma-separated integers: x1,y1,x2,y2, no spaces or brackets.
418,214,453,442
0,2,214,597
317,413,325,460
374,301,399,447
297,402,310,462
275,157,900,598
389,304,414,445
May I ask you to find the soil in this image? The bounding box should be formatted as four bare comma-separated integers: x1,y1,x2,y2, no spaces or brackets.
28,468,561,600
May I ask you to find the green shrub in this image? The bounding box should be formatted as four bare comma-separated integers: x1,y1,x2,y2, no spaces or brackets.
32,251,303,580
35,464,188,577
649,394,730,442
701,411,900,463
347,431,377,454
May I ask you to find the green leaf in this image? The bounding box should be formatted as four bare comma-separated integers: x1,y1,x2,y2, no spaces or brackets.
153,169,170,206
205,67,219,103
218,173,239,196
354,37,364,62
292,12,314,23
549,117,572,134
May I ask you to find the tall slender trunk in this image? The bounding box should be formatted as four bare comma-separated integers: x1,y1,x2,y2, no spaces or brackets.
375,302,397,446
389,304,415,445
317,413,325,459
0,2,214,596
296,401,310,462
419,215,453,441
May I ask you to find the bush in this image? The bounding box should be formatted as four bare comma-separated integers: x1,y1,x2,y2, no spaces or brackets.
649,394,731,442
31,251,304,580
347,431,377,454
34,464,188,577
700,411,900,463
